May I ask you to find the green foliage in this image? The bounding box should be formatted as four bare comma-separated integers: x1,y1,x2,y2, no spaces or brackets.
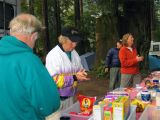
97,0,114,14
20,0,98,54
21,1,28,12
20,0,48,58
60,0,74,27
84,0,115,16
91,60,107,78
82,7,97,51
34,0,42,19
59,0,98,53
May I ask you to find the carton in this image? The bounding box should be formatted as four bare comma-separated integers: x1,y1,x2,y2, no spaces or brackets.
92,101,105,120
103,105,113,120
112,96,130,120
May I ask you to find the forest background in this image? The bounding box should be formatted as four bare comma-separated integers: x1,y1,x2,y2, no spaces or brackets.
21,0,160,79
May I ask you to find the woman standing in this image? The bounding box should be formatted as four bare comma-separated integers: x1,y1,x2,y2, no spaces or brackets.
119,33,144,88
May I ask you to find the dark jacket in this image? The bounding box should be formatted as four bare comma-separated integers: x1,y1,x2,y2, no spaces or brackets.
105,47,121,68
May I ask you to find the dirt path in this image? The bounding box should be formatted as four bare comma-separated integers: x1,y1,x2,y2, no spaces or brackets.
77,76,109,99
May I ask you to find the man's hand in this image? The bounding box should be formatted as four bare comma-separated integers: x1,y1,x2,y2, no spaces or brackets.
105,67,109,73
76,69,90,81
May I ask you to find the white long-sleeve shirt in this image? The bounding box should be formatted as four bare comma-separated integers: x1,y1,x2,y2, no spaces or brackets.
45,45,83,96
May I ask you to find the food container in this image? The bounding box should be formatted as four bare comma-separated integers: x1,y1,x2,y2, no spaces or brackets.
139,106,160,120
141,90,151,103
61,102,92,120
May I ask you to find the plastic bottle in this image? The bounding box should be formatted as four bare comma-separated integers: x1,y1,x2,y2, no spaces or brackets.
156,89,160,110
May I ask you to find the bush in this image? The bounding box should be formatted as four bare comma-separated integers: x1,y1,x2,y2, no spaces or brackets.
91,60,107,78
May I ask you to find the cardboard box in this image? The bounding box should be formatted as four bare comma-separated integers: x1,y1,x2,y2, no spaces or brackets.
103,105,113,120
113,96,130,120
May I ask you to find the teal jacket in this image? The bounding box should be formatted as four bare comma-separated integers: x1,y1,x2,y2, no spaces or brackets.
0,36,60,120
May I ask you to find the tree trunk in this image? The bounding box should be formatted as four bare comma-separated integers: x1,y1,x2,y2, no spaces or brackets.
139,0,152,72
42,0,50,53
94,0,118,67
74,0,81,29
53,0,61,41
95,15,118,67
29,0,40,54
122,0,153,72
79,0,83,18
29,0,34,14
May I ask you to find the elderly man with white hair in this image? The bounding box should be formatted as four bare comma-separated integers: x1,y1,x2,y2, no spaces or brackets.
0,13,60,120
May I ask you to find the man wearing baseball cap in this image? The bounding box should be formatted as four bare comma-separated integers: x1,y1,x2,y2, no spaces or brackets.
45,27,90,113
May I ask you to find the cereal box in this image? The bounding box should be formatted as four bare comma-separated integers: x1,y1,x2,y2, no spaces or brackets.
103,105,113,120
112,96,130,120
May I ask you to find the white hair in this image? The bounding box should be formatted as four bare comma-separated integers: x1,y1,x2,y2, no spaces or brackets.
58,35,69,44
9,13,43,35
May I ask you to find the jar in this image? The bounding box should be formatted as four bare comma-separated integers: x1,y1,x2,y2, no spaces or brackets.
153,79,159,86
141,90,151,102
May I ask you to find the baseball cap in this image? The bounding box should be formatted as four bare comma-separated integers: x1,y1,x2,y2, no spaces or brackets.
61,27,82,42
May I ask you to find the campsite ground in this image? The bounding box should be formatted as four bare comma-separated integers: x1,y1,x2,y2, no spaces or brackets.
77,75,109,100
76,72,148,100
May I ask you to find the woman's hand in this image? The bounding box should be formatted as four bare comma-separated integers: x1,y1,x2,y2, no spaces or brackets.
76,69,90,81
136,55,144,62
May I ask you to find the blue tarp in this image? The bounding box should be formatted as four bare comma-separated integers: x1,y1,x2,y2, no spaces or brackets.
80,54,160,72
149,55,160,71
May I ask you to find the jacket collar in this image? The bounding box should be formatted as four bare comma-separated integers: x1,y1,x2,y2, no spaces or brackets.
58,44,65,52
